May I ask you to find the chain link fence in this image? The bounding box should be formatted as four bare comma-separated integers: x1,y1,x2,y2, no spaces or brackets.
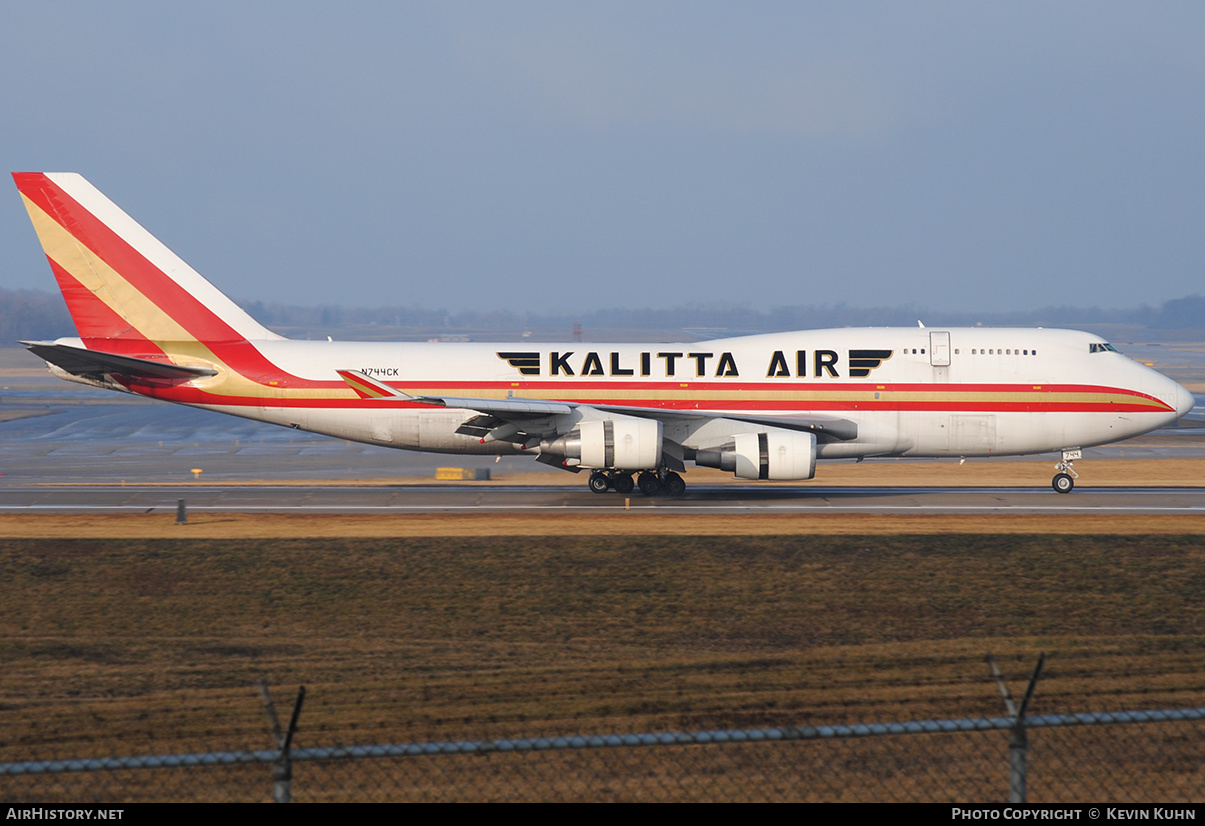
3,707,1203,802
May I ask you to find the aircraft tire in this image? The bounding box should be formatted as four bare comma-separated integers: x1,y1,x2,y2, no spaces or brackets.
663,472,686,496
637,472,661,496
612,473,635,494
588,472,611,494
1052,472,1075,494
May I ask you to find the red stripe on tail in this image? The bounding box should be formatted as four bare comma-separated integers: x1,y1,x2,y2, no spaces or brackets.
46,259,167,358
15,173,247,344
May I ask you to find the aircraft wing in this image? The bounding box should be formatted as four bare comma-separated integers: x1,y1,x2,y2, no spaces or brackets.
23,341,218,380
404,395,574,416
590,404,859,442
337,370,857,442
336,370,573,416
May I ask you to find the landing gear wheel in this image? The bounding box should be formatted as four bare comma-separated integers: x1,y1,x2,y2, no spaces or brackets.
612,473,634,494
1052,472,1074,494
588,472,611,494
637,471,661,496
663,472,686,497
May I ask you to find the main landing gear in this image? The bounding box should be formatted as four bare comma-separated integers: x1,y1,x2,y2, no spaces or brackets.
1051,448,1081,494
588,469,686,497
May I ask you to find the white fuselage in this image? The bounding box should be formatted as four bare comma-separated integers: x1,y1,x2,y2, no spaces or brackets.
147,326,1192,463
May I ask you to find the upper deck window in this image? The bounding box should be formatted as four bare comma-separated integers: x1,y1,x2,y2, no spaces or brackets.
1089,342,1119,353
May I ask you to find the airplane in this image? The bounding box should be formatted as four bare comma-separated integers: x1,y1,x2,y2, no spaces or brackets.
12,172,1196,495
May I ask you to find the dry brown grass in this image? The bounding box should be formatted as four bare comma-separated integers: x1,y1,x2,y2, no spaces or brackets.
2,533,1203,768
3,511,1205,539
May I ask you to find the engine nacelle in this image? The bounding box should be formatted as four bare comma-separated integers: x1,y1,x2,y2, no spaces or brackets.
541,417,663,470
695,431,817,480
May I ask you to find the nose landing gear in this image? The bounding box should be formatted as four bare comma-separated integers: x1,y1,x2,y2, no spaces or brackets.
1052,449,1081,494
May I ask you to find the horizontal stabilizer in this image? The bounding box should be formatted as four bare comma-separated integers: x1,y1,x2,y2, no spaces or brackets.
22,341,217,380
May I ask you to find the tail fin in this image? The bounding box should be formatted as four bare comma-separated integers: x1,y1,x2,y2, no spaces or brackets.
13,172,283,353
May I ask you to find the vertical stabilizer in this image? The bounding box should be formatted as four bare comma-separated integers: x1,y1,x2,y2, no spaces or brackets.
13,172,283,349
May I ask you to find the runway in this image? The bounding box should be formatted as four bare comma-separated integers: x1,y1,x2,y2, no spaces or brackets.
5,483,1205,515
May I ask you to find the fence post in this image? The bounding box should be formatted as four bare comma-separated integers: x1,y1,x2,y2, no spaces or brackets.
259,679,306,803
1008,719,1028,802
988,652,1045,804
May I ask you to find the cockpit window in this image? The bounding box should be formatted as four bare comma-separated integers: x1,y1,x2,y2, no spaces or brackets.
1089,342,1119,353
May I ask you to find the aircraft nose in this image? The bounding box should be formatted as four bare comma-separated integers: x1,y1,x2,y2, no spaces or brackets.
1174,381,1196,418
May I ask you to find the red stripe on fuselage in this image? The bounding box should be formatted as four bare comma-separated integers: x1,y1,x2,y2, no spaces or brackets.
354,379,1159,397
124,382,1170,415
116,375,1177,396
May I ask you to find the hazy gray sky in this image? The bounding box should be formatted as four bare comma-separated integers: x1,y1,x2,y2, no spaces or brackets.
3,2,1202,316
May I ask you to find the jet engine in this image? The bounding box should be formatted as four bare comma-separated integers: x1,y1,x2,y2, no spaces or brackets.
695,431,817,480
540,418,663,470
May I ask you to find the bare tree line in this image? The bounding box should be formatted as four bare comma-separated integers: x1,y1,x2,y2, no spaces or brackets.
2,288,1201,345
